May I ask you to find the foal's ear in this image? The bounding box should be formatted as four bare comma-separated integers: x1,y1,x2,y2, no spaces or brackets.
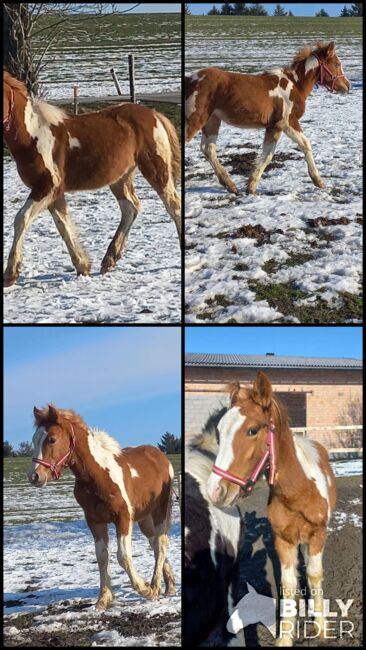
47,404,59,423
33,406,44,424
252,371,272,408
326,41,336,56
229,381,241,406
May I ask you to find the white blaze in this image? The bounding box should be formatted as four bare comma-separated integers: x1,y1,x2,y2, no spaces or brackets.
207,407,246,496
29,426,47,473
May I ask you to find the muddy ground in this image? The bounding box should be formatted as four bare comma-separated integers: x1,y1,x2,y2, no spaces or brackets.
206,475,362,647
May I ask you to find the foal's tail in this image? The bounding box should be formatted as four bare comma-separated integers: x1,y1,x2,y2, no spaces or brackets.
154,111,181,187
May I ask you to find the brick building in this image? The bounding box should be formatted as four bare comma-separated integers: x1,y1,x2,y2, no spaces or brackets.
185,353,363,450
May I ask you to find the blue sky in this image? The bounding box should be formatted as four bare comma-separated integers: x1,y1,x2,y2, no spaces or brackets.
4,327,181,448
188,4,355,16
185,326,362,359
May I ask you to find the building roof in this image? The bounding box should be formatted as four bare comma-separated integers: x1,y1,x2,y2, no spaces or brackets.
185,352,362,370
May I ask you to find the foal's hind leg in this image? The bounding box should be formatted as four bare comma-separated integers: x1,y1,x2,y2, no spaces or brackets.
116,520,155,600
139,516,176,596
100,171,140,274
4,191,54,286
284,117,325,189
247,127,282,194
49,195,91,275
201,114,239,195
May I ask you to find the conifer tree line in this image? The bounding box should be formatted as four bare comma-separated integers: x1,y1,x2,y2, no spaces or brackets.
184,3,362,16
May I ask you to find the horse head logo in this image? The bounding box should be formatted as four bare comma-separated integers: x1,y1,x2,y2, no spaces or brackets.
227,582,276,638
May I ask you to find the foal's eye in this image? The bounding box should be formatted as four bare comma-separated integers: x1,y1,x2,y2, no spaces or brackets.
247,428,258,437
48,437,56,444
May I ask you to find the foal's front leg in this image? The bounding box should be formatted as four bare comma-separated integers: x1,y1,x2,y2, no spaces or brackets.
49,195,91,276
284,116,325,189
4,191,53,286
87,519,114,610
306,530,327,636
275,537,298,647
247,127,282,194
200,114,239,194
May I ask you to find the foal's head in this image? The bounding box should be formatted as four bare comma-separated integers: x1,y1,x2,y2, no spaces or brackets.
27,405,75,487
312,42,350,93
207,372,280,507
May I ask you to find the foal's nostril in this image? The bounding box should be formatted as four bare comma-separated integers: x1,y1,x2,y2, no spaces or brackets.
31,472,39,484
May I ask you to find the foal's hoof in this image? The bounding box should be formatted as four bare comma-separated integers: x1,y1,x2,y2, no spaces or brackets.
164,585,176,596
3,274,18,287
95,587,114,610
314,178,325,189
275,635,293,647
100,257,116,274
140,583,155,600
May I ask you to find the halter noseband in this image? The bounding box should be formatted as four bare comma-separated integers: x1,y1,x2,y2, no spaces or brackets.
311,51,347,93
212,418,276,495
3,88,14,132
32,424,76,480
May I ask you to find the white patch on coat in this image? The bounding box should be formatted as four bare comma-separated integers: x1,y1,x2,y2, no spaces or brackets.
207,407,246,496
153,117,171,168
168,462,174,479
68,134,81,149
127,463,139,478
269,75,294,125
293,435,330,520
307,551,323,577
186,89,198,121
87,429,133,516
29,426,47,473
24,99,62,187
185,526,190,537
281,561,298,593
291,69,299,82
305,54,319,75
95,538,111,586
208,501,242,566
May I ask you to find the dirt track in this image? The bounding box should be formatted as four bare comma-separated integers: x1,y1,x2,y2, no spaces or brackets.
208,475,362,647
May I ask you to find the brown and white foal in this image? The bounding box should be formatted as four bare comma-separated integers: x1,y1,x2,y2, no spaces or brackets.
27,405,176,609
3,71,181,286
207,372,336,646
185,41,350,194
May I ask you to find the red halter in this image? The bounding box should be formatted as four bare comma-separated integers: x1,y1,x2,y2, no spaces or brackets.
32,425,76,480
3,88,14,131
312,51,347,93
212,418,276,494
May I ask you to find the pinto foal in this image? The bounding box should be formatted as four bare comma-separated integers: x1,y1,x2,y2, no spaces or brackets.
3,71,181,286
207,372,336,647
27,405,176,608
185,41,350,194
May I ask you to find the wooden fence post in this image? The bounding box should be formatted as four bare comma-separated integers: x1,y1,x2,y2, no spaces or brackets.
128,54,135,103
73,85,79,115
110,68,122,95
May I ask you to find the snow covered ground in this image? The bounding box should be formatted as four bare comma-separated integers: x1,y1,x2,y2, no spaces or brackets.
3,164,181,323
4,473,181,646
185,37,362,323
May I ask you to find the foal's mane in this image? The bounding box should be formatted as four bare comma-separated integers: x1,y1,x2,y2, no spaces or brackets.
3,70,68,124
290,41,331,68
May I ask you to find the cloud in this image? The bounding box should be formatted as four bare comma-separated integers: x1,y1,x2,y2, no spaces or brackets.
4,327,181,434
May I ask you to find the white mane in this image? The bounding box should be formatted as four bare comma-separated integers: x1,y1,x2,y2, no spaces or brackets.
33,99,67,126
88,428,122,457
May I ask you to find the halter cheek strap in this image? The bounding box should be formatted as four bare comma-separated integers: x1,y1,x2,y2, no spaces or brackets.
311,51,347,93
32,424,76,480
212,418,276,495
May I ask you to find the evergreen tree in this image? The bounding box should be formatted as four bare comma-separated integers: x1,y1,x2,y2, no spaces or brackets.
274,4,287,16
248,3,268,16
288,10,294,16
208,5,221,15
340,5,350,16
349,3,362,15
233,3,248,14
185,4,191,15
221,3,234,15
315,9,330,17
157,432,181,454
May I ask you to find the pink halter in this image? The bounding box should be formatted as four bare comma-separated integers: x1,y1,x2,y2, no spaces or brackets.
312,51,347,93
212,418,276,494
32,425,76,480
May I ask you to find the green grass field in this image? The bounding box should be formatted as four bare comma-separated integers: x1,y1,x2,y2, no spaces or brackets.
186,15,362,38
